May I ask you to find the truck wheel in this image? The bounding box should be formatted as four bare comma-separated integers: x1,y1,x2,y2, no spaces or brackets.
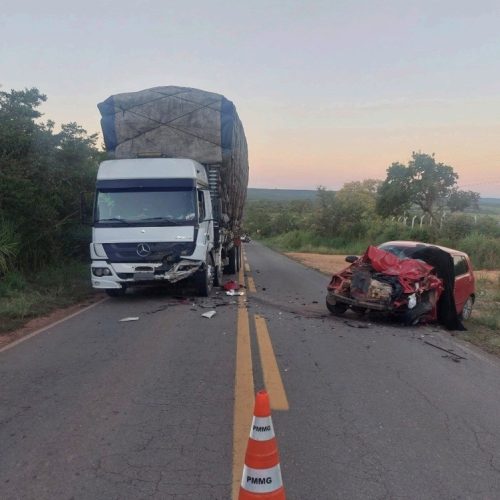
214,264,223,287
225,247,237,274
236,245,241,272
106,286,127,298
195,263,213,297
326,298,348,315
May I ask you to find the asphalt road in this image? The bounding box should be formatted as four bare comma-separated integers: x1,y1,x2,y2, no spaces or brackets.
1,242,500,499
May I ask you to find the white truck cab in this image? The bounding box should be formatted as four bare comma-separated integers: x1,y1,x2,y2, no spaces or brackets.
90,158,219,296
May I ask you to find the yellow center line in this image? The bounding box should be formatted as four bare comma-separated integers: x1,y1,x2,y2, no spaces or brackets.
246,275,257,293
232,263,255,499
254,315,290,411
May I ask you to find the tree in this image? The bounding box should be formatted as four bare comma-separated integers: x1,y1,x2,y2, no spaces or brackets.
314,180,380,239
376,162,412,217
377,152,459,219
0,87,100,269
447,188,480,212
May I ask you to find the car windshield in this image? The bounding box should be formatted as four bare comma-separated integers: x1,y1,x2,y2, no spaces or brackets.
95,188,197,225
378,244,420,259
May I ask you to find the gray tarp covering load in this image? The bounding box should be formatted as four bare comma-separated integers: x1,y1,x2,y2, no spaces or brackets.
97,86,248,233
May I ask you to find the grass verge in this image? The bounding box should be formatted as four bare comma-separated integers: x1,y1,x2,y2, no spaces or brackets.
457,272,500,355
0,261,94,334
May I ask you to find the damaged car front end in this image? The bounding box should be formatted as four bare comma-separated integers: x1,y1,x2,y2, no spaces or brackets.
326,246,444,326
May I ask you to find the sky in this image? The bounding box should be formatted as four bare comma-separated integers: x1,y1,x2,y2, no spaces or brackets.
1,0,500,196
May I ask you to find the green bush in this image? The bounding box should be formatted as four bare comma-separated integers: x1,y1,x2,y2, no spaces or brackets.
0,271,27,297
455,233,500,269
0,219,19,275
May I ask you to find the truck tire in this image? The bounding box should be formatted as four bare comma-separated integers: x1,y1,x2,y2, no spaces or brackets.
214,265,223,287
225,247,237,274
195,262,213,297
213,252,223,287
236,245,241,272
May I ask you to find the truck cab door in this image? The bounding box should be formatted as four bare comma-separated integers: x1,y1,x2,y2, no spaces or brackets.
203,190,214,248
198,190,214,250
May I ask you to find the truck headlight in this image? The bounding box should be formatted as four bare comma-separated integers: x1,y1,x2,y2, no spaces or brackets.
93,268,112,277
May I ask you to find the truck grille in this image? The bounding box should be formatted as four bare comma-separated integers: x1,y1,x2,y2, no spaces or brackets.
103,242,196,263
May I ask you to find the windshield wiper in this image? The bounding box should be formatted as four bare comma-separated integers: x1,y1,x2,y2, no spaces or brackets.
97,218,130,224
139,217,183,225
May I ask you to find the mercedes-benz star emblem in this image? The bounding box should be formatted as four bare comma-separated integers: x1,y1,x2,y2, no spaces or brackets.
136,243,151,257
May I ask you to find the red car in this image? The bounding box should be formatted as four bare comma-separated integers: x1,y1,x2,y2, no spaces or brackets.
326,241,475,326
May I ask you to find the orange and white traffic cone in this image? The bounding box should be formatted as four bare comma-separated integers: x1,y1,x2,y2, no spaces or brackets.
239,390,286,499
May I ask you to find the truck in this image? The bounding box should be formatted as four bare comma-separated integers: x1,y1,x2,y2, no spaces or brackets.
90,86,249,297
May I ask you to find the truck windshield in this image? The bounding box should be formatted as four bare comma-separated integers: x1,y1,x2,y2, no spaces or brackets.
95,188,197,225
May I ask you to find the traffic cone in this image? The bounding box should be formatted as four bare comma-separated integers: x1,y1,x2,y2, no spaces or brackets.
239,390,286,499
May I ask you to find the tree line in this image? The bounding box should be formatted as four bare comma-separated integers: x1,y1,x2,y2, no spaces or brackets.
245,154,500,268
0,88,101,274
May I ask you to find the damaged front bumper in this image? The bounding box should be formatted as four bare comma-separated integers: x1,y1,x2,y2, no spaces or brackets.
91,259,203,289
326,291,393,312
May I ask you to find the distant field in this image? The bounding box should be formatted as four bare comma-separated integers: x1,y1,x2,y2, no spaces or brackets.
247,188,318,201
247,188,500,208
478,198,500,216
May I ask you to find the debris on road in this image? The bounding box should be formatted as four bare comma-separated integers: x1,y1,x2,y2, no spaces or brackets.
226,289,245,296
223,280,239,291
423,340,467,361
119,317,139,322
344,320,370,329
201,311,217,319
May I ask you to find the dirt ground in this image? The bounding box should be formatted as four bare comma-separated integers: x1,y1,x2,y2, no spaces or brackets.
475,270,500,282
285,252,349,275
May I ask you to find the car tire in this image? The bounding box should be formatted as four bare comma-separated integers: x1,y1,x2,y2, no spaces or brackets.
460,296,474,320
326,298,348,315
352,306,367,317
403,300,432,326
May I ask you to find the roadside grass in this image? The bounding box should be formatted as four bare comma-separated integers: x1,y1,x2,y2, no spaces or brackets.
458,273,500,355
262,230,369,256
0,261,93,334
258,230,500,269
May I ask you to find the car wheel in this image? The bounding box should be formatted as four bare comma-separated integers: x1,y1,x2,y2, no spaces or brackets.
460,296,474,320
403,300,432,327
351,306,367,317
326,298,348,315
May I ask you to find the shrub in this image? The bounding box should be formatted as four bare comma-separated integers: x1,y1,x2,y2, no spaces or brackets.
456,233,500,269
